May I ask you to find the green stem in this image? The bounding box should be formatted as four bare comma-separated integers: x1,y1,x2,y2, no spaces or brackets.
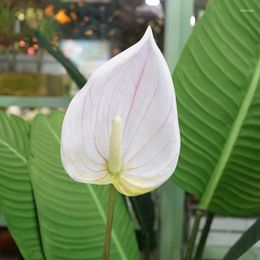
194,212,214,260
184,210,203,260
103,185,116,260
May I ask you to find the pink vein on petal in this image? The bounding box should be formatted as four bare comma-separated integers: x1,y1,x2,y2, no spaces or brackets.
122,67,160,157
62,148,104,180
106,62,131,143
113,58,137,122
126,97,174,163
93,73,113,162
80,81,104,166
124,134,177,172
124,152,179,185
123,46,151,137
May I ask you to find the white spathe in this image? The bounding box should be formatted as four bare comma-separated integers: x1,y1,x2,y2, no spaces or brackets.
61,27,180,196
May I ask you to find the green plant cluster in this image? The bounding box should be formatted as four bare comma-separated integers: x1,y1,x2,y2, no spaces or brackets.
0,112,139,260
0,0,259,259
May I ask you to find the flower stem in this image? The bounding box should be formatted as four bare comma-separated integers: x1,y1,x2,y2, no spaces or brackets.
103,184,116,260
184,209,203,260
194,212,214,260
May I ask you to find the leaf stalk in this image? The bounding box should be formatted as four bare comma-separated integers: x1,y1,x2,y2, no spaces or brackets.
194,212,214,260
184,209,203,260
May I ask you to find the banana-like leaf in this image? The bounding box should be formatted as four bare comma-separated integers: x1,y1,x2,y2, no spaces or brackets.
0,112,44,259
173,0,260,216
223,218,260,260
29,111,139,260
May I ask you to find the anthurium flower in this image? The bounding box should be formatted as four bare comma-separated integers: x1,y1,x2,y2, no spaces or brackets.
61,27,180,196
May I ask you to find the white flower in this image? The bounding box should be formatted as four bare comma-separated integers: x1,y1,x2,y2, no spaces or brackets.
61,27,180,196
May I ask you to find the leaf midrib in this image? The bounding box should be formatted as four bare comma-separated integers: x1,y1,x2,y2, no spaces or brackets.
48,120,128,260
0,139,27,164
199,55,260,210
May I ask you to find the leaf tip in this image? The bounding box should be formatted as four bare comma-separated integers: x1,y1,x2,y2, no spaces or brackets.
142,25,155,44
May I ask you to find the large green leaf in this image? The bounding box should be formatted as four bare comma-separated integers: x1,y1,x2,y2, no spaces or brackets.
223,218,260,260
173,0,260,216
29,111,139,260
0,112,44,259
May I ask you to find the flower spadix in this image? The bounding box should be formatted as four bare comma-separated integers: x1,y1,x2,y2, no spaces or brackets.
61,27,180,196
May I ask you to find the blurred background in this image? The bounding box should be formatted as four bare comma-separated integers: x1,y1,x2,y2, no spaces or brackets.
0,0,259,260
0,0,165,97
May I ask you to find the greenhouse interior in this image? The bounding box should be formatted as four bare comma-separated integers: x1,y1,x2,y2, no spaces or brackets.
0,0,259,260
